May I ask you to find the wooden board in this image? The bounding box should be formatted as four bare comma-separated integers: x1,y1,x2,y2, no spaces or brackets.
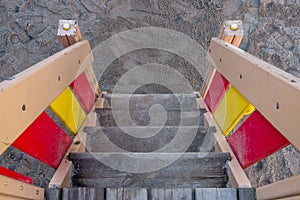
0,174,44,200
50,87,86,134
85,126,215,153
228,110,290,168
0,166,32,184
256,175,300,200
70,152,230,188
62,187,104,200
0,40,93,155
195,188,237,200
12,112,72,168
151,188,192,200
106,188,147,200
209,38,300,150
213,86,254,136
70,72,95,113
204,71,230,113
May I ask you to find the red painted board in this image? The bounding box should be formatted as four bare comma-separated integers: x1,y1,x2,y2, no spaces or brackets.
0,166,33,184
204,71,230,114
70,72,95,113
12,112,72,168
227,110,290,168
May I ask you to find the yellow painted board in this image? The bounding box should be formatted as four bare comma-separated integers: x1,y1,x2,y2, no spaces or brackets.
213,86,254,136
50,87,86,134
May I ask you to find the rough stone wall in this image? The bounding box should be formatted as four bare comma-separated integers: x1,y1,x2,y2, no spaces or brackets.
0,0,299,188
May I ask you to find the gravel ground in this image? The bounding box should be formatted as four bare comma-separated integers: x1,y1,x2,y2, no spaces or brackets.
0,0,299,188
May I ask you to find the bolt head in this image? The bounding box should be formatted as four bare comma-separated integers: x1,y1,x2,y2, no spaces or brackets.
63,23,71,31
230,24,238,31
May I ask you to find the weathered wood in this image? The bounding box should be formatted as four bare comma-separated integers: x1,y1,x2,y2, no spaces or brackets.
195,188,237,200
85,126,215,153
45,188,62,200
96,108,206,127
62,187,104,200
106,188,147,200
102,94,199,111
151,188,192,200
238,188,256,200
70,152,230,188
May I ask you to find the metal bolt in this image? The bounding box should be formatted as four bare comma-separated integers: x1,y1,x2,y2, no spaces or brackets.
230,24,238,31
4,181,8,186
63,23,71,31
20,185,24,190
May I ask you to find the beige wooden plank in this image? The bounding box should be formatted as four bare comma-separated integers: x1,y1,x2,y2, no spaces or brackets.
277,195,300,200
49,105,97,188
0,175,44,200
196,95,251,188
0,40,93,155
257,175,300,200
209,38,300,151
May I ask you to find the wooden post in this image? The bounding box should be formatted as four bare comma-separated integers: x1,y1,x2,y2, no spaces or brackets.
57,20,101,96
201,20,243,98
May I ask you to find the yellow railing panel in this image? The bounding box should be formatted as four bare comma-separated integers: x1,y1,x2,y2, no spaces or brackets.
50,87,86,134
214,86,254,136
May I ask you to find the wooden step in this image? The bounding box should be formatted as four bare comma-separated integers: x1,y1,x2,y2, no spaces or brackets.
85,126,216,152
46,187,256,200
96,108,206,127
102,93,199,111
69,152,230,188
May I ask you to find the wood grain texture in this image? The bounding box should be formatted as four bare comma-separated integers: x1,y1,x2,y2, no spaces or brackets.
151,188,192,200
106,188,147,200
70,152,230,188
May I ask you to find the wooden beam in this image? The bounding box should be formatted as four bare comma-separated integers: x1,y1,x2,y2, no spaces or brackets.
196,95,251,188
209,38,300,151
0,175,44,200
256,175,300,200
201,20,243,98
0,40,93,155
48,104,97,188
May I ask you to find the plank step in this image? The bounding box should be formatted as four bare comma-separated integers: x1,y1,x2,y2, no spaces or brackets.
102,93,199,111
96,108,206,127
69,152,230,188
85,126,216,152
46,187,256,200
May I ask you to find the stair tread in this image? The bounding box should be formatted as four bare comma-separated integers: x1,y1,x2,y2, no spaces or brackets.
102,93,199,111
85,126,216,152
96,108,206,127
69,152,230,188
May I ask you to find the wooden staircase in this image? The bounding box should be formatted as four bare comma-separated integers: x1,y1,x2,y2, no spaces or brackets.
48,93,256,199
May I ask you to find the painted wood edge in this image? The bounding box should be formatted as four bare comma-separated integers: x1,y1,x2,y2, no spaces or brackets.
196,94,251,188
256,175,300,200
0,175,44,200
48,104,97,188
201,20,243,98
95,91,107,109
0,41,93,155
209,38,300,151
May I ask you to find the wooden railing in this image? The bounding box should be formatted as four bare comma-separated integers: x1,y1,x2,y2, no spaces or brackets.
203,20,300,199
0,19,299,199
0,20,99,199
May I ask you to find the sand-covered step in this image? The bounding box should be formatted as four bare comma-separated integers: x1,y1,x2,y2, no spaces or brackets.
85,126,215,153
102,93,199,111
96,108,206,127
69,152,230,188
